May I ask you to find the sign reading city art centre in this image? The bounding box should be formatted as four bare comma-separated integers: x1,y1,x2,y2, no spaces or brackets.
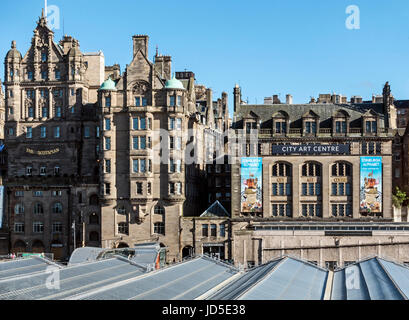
360,157,382,216
272,144,350,155
241,157,263,213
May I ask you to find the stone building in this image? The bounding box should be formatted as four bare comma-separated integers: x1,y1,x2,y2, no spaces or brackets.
227,82,409,268
97,35,228,262
2,12,102,260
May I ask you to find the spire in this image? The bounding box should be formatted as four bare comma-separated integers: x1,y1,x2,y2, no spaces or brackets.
11,41,16,49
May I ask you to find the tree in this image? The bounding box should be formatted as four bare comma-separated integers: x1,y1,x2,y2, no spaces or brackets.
392,187,408,209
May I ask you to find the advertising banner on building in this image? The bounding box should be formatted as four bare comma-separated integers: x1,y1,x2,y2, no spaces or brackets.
0,186,4,228
241,157,263,213
360,157,382,215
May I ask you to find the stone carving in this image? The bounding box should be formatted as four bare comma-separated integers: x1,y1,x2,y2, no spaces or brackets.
132,81,150,95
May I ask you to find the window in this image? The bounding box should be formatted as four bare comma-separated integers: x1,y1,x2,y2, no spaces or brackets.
14,204,24,214
42,107,48,118
169,182,175,195
105,159,111,173
142,97,147,106
34,203,44,215
176,118,182,130
105,137,111,150
118,223,129,235
52,190,62,197
301,203,321,217
135,97,141,106
89,213,99,225
154,222,165,235
275,121,287,134
272,163,292,177
52,222,63,234
177,96,182,106
105,118,111,131
52,202,63,214
169,118,175,130
28,71,34,80
8,128,14,136
55,106,61,118
366,120,377,133
140,159,146,173
302,162,321,177
54,127,61,138
33,191,43,197
33,222,44,233
133,159,139,173
54,166,60,176
39,167,46,176
28,107,34,118
220,224,226,237
84,126,90,138
140,118,146,130
14,223,25,233
55,70,61,80
335,121,347,133
41,52,47,62
26,127,32,139
133,118,139,130
305,121,317,134
41,71,47,80
272,203,292,217
136,182,143,195
40,126,46,138
105,183,111,195
154,206,165,215
15,191,24,197
210,224,217,237
170,96,176,106
202,224,209,237
105,97,111,107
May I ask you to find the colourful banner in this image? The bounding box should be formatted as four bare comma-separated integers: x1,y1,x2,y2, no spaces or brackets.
360,157,382,215
241,158,263,213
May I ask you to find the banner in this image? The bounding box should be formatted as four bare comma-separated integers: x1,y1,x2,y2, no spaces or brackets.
360,157,382,215
241,158,263,213
0,186,3,228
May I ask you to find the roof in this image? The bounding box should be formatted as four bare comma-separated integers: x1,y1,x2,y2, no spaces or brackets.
331,257,409,300
0,257,61,281
68,247,104,266
234,103,386,129
70,256,239,300
99,77,117,91
6,41,22,61
164,75,185,90
0,257,146,300
200,201,230,218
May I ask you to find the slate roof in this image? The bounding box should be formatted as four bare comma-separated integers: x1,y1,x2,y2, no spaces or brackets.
200,201,230,218
234,103,386,129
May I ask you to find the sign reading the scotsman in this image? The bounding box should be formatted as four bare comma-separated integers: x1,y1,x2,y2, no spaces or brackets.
241,158,263,213
272,144,350,155
360,157,382,216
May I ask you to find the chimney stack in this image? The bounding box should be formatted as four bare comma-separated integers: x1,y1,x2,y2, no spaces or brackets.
286,94,293,105
133,35,149,58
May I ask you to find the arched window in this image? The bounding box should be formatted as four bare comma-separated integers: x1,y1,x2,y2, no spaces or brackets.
33,203,44,214
272,162,292,177
302,162,321,177
331,162,352,177
14,203,24,214
89,231,100,242
52,202,63,214
89,213,99,225
154,205,165,215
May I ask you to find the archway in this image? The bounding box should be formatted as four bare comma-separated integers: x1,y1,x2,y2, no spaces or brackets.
182,246,194,259
12,240,27,254
32,240,45,254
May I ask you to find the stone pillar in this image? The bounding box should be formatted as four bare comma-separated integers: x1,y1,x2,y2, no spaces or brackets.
322,162,330,218
292,161,300,218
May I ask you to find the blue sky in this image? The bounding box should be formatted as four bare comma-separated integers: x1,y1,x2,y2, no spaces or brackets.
1,0,409,114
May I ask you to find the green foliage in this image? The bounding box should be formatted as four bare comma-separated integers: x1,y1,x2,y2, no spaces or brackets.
392,187,408,208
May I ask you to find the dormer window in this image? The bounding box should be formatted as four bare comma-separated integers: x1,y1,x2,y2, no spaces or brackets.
335,120,347,133
41,71,47,80
41,52,47,62
305,121,316,134
365,120,377,133
28,71,33,80
55,70,61,80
